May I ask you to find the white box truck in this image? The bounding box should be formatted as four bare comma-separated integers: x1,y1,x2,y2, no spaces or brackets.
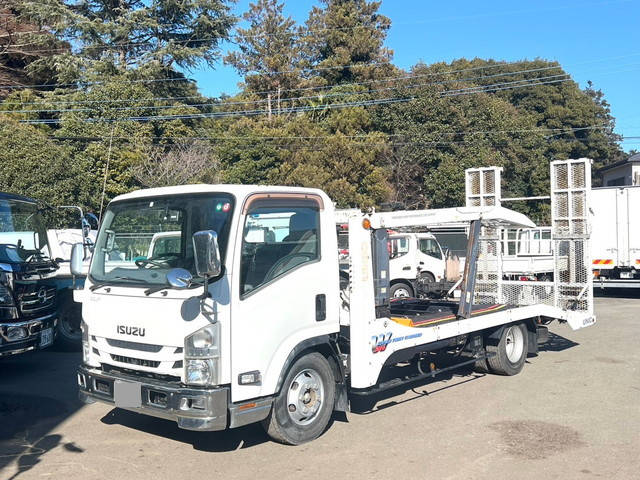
72,159,594,445
591,186,640,287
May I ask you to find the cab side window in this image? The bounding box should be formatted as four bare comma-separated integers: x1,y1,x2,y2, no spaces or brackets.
240,201,320,296
389,237,409,258
419,238,442,259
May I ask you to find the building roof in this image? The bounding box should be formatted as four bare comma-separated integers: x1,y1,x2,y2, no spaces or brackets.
600,152,640,173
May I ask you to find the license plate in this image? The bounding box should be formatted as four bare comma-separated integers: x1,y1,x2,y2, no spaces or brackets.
114,380,142,408
620,271,632,279
40,327,53,347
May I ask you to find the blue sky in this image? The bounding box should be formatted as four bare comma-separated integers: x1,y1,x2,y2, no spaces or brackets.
190,0,640,152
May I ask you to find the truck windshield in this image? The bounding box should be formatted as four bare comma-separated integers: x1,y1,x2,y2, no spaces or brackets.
0,198,52,264
89,194,234,286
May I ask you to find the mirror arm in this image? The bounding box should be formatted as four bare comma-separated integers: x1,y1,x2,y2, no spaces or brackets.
199,275,212,299
198,265,225,300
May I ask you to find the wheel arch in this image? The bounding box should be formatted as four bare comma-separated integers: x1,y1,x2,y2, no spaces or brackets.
482,318,538,355
274,335,348,412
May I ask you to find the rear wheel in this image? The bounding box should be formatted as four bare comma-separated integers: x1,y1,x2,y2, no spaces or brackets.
390,282,413,298
262,353,335,445
486,323,528,376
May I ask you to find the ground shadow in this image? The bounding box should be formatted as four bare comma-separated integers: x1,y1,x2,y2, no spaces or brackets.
0,351,85,478
594,288,640,299
538,332,580,352
349,361,484,415
100,407,271,452
99,404,347,451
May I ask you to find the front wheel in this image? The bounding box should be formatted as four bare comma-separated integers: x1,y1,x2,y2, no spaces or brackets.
390,282,414,298
486,323,528,376
262,352,335,445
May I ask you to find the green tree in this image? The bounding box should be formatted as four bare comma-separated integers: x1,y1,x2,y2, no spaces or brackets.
0,116,92,209
224,0,302,96
17,0,236,83
0,1,67,93
301,0,395,85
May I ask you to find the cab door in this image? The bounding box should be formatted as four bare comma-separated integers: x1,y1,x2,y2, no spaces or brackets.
416,236,445,281
389,235,417,280
230,194,339,403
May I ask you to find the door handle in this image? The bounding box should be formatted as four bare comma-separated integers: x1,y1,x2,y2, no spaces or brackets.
402,266,411,271
316,294,326,322
419,261,424,265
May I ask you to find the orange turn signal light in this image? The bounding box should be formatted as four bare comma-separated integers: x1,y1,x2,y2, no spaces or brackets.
362,218,371,229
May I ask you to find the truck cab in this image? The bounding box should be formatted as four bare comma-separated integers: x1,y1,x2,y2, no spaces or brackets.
75,185,339,439
388,232,446,297
0,192,58,357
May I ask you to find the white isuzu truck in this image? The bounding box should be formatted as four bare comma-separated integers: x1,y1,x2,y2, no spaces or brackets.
72,159,595,445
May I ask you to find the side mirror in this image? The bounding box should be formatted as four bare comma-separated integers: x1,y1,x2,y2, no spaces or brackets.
166,268,193,289
192,230,222,278
70,243,84,277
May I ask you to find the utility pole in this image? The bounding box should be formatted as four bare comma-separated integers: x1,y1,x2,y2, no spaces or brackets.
98,125,115,223
267,93,272,121
277,86,281,115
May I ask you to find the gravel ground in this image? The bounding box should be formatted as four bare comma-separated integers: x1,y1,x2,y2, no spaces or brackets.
1,294,639,480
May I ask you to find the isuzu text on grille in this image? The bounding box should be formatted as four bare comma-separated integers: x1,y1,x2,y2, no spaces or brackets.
116,326,145,337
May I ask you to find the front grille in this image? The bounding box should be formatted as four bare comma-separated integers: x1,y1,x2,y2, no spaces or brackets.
110,354,160,368
106,338,163,353
101,364,181,384
19,286,56,314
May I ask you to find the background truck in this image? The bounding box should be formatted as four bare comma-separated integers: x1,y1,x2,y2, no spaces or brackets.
336,216,449,298
0,192,58,357
501,227,555,280
45,206,98,349
73,159,594,445
590,186,640,287
388,232,446,297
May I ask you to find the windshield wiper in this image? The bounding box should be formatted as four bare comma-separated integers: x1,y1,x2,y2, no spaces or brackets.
144,279,204,296
90,276,141,292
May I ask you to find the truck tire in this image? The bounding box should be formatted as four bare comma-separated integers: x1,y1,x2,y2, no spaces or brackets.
486,323,528,376
420,272,435,283
262,352,335,445
390,282,413,298
56,290,82,351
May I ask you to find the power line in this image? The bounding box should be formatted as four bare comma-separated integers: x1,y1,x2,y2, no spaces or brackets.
0,67,569,114
4,48,638,98
17,76,572,125
0,56,566,91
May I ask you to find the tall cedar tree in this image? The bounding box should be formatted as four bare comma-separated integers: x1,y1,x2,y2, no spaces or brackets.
301,0,395,85
0,1,66,94
17,0,236,84
224,0,301,96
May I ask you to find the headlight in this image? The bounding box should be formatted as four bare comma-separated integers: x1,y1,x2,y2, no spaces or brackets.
81,320,89,363
185,359,215,385
184,324,220,386
0,285,14,307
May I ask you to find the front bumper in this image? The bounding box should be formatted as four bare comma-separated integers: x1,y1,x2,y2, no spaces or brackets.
0,314,56,357
77,365,229,431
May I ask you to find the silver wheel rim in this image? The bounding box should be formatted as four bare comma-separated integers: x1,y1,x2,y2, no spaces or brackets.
393,287,411,298
286,369,324,426
505,326,524,363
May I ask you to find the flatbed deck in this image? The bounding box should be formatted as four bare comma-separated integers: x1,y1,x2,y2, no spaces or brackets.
390,298,507,328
